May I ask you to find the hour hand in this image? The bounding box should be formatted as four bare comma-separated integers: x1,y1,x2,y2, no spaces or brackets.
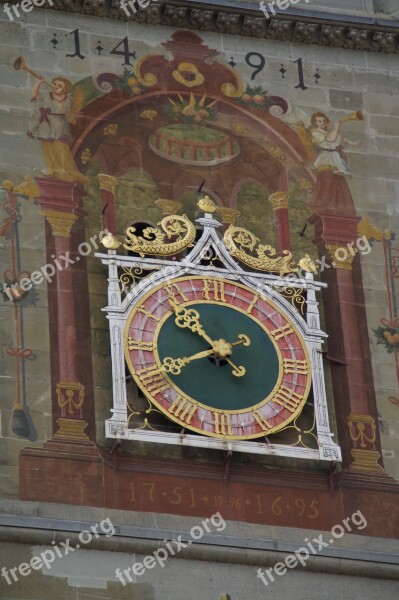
161,348,215,375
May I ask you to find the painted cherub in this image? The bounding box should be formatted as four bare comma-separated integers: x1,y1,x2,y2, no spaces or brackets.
297,111,365,176
27,76,89,185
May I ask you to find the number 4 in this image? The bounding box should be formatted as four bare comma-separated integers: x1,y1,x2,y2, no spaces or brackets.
111,37,136,66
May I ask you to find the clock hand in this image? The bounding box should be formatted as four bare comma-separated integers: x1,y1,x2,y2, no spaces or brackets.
171,304,215,346
231,334,251,348
161,348,215,376
225,358,246,378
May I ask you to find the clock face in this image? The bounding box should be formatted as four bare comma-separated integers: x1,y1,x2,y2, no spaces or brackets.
125,276,312,439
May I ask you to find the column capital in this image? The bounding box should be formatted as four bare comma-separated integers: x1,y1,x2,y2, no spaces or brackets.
269,191,289,210
218,207,241,226
98,174,119,195
155,199,182,216
326,243,357,270
41,210,79,238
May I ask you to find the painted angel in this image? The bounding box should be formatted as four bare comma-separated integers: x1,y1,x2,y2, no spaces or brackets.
296,111,365,176
27,76,89,185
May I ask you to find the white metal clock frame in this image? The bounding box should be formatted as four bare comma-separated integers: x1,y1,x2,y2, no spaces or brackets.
96,211,342,462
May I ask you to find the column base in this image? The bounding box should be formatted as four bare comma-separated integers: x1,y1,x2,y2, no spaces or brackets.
53,417,89,442
349,448,384,473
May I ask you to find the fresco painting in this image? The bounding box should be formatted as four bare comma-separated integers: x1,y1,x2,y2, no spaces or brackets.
1,23,398,503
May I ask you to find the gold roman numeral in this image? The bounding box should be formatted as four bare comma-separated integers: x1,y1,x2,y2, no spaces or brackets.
136,365,169,394
283,358,308,375
214,412,232,436
270,324,294,341
202,279,226,302
137,306,160,322
273,386,304,413
128,339,154,352
165,283,189,306
169,395,197,424
246,293,259,314
253,410,273,432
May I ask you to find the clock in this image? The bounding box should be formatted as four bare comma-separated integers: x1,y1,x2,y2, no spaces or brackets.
125,275,312,440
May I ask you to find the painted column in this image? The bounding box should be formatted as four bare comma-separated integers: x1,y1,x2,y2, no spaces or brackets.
309,213,384,474
98,174,118,233
36,177,93,442
269,191,291,254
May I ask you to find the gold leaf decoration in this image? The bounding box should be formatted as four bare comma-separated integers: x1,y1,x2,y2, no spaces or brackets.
104,123,118,136
269,146,287,161
140,110,158,121
81,148,92,164
224,226,297,274
124,214,196,257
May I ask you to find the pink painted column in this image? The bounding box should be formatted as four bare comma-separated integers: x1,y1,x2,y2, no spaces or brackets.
98,174,118,233
269,191,291,253
36,177,94,442
309,213,384,474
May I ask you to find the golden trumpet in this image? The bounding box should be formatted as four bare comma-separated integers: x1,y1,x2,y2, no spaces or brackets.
340,110,364,124
13,56,52,87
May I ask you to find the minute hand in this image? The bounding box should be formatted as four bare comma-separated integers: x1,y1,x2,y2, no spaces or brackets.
173,305,215,346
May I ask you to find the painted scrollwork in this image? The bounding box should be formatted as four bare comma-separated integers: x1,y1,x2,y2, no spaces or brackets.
224,226,297,274
135,55,159,87
124,214,196,257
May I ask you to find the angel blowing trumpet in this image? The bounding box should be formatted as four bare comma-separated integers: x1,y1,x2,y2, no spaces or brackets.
14,56,89,185
297,110,365,177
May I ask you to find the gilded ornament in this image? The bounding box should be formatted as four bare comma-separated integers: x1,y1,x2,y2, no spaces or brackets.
326,243,356,270
155,199,182,216
221,64,244,98
41,210,78,238
101,233,121,250
269,146,287,161
299,178,314,193
173,62,205,88
123,214,196,257
98,174,119,194
54,418,89,441
198,195,217,213
269,191,289,210
218,207,241,226
135,56,158,87
231,122,248,135
224,226,297,275
81,148,92,165
140,110,158,121
357,216,391,241
104,123,118,136
56,381,85,414
3,177,40,203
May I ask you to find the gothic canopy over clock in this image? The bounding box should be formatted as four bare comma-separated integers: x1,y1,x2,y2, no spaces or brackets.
97,197,341,463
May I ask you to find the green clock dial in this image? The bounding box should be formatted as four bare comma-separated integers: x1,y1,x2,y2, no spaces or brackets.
156,303,281,411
